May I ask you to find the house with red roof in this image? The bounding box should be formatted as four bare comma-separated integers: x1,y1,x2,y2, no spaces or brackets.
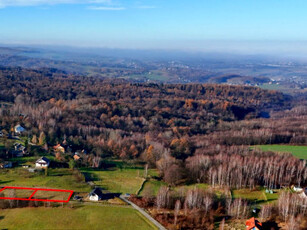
246,217,262,230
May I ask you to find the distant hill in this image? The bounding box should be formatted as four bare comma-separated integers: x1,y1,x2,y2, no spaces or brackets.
208,74,270,85
0,45,306,89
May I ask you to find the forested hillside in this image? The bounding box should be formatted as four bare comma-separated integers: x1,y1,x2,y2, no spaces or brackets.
0,67,306,229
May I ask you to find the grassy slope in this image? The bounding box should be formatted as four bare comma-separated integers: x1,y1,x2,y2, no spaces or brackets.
0,168,90,192
140,180,166,196
81,168,151,194
255,145,307,160
0,206,156,230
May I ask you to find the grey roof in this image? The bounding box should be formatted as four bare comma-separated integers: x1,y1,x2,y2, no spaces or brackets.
89,188,104,198
36,157,50,163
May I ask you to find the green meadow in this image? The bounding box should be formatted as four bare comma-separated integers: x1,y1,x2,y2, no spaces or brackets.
0,206,157,230
254,145,307,160
0,168,90,192
81,167,159,194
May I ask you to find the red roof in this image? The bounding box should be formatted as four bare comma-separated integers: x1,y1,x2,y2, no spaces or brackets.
53,144,61,149
246,217,262,230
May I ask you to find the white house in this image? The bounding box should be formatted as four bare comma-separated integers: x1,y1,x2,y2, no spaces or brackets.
89,188,104,201
293,186,303,193
298,188,307,199
35,157,50,168
14,125,25,134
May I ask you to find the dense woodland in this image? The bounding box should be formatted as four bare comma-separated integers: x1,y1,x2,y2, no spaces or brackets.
0,67,306,185
0,66,307,229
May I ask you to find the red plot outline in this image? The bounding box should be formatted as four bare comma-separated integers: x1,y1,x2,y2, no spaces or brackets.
0,186,73,203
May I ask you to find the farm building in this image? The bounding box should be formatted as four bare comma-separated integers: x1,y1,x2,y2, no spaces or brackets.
246,217,262,230
35,157,50,168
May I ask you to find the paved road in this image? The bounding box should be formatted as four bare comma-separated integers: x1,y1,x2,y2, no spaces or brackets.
82,176,166,230
120,195,167,230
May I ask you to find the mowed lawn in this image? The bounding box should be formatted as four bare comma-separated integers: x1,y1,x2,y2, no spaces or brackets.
82,168,148,194
0,206,157,230
140,180,166,196
0,168,91,192
232,188,280,204
232,189,267,202
254,145,307,160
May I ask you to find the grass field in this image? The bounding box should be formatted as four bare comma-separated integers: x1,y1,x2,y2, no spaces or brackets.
33,190,72,201
232,189,266,203
0,206,157,230
8,155,56,165
254,145,307,160
0,168,90,192
140,180,166,196
81,162,160,194
232,188,280,204
82,168,149,194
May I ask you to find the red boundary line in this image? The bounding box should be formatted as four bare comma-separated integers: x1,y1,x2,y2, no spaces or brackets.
0,186,74,203
28,190,37,199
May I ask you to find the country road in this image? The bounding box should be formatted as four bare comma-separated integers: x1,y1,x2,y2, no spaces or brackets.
82,174,166,230
120,195,167,230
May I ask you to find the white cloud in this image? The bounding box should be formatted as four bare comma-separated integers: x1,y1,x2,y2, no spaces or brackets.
0,0,111,7
0,0,156,10
88,6,125,10
136,5,156,9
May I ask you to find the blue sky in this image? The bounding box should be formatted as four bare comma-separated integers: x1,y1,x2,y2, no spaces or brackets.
0,0,307,54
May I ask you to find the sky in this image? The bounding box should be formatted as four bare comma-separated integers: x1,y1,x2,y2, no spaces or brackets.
1,0,307,54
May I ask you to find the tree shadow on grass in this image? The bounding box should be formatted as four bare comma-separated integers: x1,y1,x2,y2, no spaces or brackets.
0,180,14,184
82,172,99,182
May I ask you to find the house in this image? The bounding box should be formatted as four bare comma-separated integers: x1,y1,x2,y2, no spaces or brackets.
73,153,81,161
0,161,12,168
14,143,25,151
88,188,104,201
299,188,307,199
14,125,25,134
53,144,65,154
88,188,120,201
292,185,303,193
35,157,50,168
13,143,26,157
246,217,262,230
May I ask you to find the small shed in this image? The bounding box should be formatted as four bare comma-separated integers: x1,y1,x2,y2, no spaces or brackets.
35,157,50,168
